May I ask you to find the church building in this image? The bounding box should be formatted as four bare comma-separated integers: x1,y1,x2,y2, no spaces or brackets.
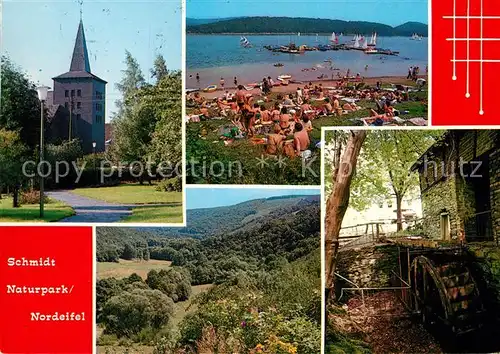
46,19,106,153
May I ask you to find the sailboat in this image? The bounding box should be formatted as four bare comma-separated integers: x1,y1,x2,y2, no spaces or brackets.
410,33,422,41
240,36,252,48
330,32,338,44
353,35,360,49
368,33,377,47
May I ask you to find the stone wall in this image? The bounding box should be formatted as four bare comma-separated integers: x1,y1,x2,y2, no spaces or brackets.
490,149,500,243
421,175,462,240
467,243,500,322
336,245,399,289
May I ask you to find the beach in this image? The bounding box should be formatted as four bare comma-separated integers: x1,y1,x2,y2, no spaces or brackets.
192,76,426,100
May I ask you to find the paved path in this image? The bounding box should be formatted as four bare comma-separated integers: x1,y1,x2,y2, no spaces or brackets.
47,190,133,223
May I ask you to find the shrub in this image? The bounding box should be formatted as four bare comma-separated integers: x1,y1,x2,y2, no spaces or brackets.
20,190,49,205
155,177,182,192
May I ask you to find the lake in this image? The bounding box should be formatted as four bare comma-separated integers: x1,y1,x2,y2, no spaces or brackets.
186,34,428,88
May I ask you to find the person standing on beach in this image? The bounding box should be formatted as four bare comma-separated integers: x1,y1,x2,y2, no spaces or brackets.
234,77,238,87
196,73,200,83
220,77,225,89
407,66,413,80
236,85,246,111
268,76,275,87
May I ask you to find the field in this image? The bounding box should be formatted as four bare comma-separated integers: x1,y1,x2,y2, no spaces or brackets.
0,196,75,222
72,184,182,205
97,259,172,279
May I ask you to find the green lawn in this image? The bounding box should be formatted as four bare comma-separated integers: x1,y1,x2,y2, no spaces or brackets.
71,184,182,205
0,196,75,222
124,205,183,223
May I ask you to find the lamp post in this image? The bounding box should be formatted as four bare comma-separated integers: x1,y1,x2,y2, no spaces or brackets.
36,85,50,218
92,141,97,185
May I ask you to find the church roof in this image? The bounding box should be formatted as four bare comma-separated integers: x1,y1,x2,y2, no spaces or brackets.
53,20,107,84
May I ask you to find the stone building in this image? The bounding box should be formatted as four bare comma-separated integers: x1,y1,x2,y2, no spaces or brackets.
46,19,106,153
411,130,500,243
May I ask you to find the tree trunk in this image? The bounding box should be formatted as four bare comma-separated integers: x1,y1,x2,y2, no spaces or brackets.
396,193,403,232
13,184,20,208
325,130,367,301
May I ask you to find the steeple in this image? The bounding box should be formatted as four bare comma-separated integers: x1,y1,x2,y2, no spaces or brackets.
69,20,91,73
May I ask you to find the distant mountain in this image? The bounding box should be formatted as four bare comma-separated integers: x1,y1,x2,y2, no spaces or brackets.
394,21,429,37
186,16,428,36
154,194,321,239
186,17,241,26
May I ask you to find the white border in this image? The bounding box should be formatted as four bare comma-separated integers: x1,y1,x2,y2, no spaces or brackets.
428,0,433,125
92,225,97,354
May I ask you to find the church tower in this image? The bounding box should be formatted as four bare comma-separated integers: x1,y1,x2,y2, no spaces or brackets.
52,19,106,153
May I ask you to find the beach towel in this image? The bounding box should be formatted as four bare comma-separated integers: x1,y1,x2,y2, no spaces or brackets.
409,117,428,126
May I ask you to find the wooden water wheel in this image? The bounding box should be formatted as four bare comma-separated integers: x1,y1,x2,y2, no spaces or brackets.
410,255,485,335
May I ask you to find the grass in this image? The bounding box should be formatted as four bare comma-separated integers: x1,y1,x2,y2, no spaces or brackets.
123,205,183,224
0,196,75,222
186,118,321,185
71,183,182,205
97,259,172,279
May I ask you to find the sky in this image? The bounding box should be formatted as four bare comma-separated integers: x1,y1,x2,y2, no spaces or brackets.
3,0,182,123
187,0,428,26
186,187,320,210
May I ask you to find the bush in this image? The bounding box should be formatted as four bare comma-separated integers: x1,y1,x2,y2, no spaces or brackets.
20,190,49,205
155,177,182,192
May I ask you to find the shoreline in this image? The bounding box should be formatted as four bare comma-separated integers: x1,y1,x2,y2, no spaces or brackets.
192,75,427,99
187,32,429,37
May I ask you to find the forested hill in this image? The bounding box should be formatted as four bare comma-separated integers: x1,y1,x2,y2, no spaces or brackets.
96,196,321,284
147,194,320,239
187,17,428,36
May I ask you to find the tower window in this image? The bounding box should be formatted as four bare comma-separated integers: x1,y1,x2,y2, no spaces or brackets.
76,114,81,120
96,103,103,112
77,102,81,109
64,102,69,109
77,89,81,97
96,115,102,124
65,90,69,97
71,89,75,97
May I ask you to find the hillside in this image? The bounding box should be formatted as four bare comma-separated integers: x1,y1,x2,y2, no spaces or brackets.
186,16,428,36
186,17,240,26
149,194,320,239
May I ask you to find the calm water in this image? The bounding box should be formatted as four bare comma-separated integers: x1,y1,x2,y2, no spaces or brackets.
186,34,428,88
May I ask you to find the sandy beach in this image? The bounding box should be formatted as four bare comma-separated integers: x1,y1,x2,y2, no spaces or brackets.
192,76,427,100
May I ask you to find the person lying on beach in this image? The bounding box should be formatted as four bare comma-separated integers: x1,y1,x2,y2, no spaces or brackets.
343,102,361,112
266,124,286,155
283,94,295,107
293,122,311,157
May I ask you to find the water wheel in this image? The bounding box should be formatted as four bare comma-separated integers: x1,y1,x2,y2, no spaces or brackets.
410,255,485,335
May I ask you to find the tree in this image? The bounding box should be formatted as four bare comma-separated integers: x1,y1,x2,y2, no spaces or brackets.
360,130,443,231
0,56,42,149
0,129,29,205
150,54,168,82
325,130,367,299
101,288,174,337
122,243,137,260
115,50,146,106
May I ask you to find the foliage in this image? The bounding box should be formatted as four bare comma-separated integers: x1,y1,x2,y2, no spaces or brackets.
0,129,29,196
0,196,74,222
0,56,41,149
155,177,182,192
20,190,49,205
187,17,428,37
101,288,174,337
146,268,192,302
177,253,321,354
110,52,181,174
